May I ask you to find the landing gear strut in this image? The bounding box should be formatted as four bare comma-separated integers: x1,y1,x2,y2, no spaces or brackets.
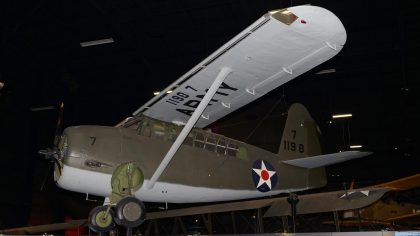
287,193,299,233
88,162,145,235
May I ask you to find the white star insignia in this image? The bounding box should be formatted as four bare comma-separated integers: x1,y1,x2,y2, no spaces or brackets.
339,190,370,199
253,160,276,189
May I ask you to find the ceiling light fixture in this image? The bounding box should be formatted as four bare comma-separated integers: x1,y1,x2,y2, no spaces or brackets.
31,106,55,112
332,113,352,119
80,38,114,47
350,145,363,149
153,90,173,96
316,68,336,75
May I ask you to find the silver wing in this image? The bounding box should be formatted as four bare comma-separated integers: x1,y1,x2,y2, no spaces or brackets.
123,5,346,128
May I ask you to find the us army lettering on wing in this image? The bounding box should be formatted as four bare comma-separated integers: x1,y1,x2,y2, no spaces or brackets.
165,82,238,117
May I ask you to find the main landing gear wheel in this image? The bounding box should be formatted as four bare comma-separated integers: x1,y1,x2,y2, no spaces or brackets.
88,205,115,233
115,196,146,228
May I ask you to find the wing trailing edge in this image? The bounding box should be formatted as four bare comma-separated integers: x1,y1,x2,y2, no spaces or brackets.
282,151,372,168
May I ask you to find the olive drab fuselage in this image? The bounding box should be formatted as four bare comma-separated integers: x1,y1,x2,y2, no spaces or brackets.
55,115,326,203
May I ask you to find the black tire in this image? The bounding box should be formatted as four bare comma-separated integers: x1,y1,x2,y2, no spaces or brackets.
115,197,146,228
88,205,115,233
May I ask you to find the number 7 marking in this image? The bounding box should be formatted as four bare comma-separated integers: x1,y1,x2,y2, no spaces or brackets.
291,130,296,139
185,85,197,91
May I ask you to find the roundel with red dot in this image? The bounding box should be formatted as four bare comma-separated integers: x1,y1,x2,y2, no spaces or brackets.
252,160,278,192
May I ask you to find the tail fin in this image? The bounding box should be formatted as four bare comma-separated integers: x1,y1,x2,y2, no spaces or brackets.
279,103,327,189
278,103,322,160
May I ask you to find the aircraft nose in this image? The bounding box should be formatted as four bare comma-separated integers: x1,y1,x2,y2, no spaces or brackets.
53,133,68,181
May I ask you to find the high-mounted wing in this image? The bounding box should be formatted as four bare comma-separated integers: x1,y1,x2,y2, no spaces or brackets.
127,5,346,128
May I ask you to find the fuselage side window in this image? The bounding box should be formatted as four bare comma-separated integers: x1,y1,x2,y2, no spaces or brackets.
226,141,239,157
138,120,151,137
216,138,227,155
136,118,143,133
167,126,180,142
174,128,244,159
194,132,205,148
152,123,166,140
204,135,216,152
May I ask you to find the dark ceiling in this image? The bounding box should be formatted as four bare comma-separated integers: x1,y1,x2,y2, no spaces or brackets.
0,0,419,228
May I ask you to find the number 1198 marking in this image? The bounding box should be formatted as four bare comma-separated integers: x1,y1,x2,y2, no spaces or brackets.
283,141,304,153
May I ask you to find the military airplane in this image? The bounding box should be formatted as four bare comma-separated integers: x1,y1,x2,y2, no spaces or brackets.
321,173,420,230
37,5,366,233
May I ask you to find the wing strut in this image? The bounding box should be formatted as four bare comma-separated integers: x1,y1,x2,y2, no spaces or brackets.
145,67,232,189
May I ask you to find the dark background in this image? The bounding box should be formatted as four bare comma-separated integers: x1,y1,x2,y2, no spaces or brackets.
1,0,419,229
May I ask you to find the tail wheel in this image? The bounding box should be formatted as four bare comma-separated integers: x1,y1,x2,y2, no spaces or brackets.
88,205,115,232
115,197,146,228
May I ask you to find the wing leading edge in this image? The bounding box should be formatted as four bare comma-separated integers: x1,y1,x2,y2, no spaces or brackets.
125,5,347,128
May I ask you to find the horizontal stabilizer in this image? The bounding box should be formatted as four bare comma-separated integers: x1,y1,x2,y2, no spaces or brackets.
282,151,372,168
